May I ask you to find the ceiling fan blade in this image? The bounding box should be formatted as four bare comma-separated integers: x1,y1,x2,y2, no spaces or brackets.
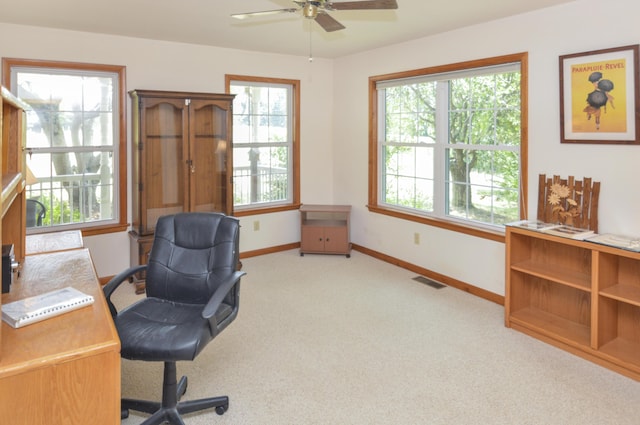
314,12,346,32
326,0,398,11
231,8,298,20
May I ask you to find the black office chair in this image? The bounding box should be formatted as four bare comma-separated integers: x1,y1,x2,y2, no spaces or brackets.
103,212,245,425
26,198,46,227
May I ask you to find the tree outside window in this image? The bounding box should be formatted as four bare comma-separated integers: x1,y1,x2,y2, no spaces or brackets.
370,53,528,235
4,59,127,234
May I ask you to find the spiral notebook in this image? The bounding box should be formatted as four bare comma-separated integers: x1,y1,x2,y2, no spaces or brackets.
2,286,94,328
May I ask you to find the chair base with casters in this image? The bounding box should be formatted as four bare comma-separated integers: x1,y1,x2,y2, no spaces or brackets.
121,362,228,425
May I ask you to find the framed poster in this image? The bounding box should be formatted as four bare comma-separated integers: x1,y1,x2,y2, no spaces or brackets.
559,44,640,144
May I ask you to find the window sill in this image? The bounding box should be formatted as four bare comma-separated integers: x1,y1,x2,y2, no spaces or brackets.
233,203,302,217
27,223,128,237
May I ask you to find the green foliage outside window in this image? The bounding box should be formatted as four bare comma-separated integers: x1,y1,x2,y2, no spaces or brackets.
380,68,521,226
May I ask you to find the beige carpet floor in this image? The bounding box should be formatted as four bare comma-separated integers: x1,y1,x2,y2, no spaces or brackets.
115,249,640,425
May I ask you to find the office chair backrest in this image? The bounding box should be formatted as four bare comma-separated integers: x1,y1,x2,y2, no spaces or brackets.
146,212,240,305
26,198,46,227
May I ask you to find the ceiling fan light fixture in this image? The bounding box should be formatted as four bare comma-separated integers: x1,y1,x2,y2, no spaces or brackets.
302,4,317,19
232,0,398,32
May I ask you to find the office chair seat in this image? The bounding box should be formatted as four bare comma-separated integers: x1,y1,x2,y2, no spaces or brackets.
116,298,233,362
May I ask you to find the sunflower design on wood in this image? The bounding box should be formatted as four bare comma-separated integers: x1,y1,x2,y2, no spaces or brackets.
548,183,582,226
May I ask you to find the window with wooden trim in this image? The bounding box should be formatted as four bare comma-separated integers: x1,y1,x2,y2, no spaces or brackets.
3,58,127,235
226,75,300,215
368,53,528,238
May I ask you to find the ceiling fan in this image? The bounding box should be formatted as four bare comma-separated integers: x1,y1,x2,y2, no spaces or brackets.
231,0,398,32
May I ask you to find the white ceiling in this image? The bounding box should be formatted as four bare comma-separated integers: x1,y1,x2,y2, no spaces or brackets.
0,0,575,59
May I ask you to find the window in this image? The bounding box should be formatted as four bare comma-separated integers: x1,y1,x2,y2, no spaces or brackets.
3,58,127,235
369,53,528,238
226,75,300,215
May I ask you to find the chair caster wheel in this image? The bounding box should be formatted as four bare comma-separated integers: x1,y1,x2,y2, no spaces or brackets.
177,376,188,398
215,404,229,415
121,408,129,419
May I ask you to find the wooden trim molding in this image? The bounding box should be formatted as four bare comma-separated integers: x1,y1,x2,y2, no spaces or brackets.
238,242,504,306
239,242,300,259
351,243,504,305
233,203,302,217
100,241,503,306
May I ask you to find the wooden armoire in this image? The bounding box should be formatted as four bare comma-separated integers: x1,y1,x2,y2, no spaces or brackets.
129,90,235,286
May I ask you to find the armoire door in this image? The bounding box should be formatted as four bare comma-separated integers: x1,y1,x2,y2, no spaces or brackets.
138,97,189,234
188,97,233,215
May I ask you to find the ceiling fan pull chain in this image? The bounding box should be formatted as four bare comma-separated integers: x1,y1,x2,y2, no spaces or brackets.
309,20,313,62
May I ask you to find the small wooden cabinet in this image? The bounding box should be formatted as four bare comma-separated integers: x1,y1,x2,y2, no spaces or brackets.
505,225,640,380
300,205,351,257
129,90,235,284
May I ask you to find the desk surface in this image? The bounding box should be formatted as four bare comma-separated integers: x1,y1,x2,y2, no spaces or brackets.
0,248,118,376
0,248,120,423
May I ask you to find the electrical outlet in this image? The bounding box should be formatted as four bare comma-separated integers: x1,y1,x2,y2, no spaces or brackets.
414,232,420,245
253,220,260,231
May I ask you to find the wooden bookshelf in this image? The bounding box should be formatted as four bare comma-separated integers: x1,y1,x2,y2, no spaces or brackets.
1,87,27,263
505,225,640,380
0,86,28,358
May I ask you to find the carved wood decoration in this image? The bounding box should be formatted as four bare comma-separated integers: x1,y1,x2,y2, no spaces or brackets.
537,174,600,232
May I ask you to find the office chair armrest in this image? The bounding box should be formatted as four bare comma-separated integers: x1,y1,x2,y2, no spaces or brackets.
102,264,147,316
202,271,246,321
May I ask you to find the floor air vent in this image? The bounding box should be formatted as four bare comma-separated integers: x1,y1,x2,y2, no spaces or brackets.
412,276,446,289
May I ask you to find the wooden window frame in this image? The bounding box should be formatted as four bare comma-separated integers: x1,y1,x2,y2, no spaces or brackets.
2,58,128,236
367,53,529,243
225,74,301,216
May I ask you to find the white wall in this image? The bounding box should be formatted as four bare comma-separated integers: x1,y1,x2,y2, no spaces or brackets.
333,0,640,295
3,0,640,297
0,24,334,277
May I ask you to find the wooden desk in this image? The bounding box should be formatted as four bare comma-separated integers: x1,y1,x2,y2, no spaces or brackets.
0,249,120,424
